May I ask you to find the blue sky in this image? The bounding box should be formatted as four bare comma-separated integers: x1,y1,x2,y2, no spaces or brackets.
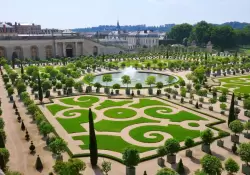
3,0,250,29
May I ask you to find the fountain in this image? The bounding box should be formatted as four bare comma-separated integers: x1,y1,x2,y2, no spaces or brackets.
93,67,178,88
121,66,137,79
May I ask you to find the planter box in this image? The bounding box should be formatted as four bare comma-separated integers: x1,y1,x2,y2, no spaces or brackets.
199,103,203,108
157,158,164,167
189,100,193,104
126,166,135,175
57,91,61,96
244,133,250,139
201,144,211,154
148,88,153,95
104,87,110,94
231,134,239,143
209,106,213,111
96,88,100,93
242,164,250,175
115,90,119,95
157,90,161,95
185,149,192,158
126,88,130,95
137,90,140,95
217,140,224,147
166,155,176,164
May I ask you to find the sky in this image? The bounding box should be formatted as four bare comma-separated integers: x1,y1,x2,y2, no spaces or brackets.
3,0,250,29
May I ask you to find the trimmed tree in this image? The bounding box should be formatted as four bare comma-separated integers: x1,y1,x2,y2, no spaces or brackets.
88,108,98,166
200,129,214,154
35,155,43,171
228,93,236,126
122,148,140,175
224,158,239,174
156,167,178,175
164,138,180,164
201,154,223,175
0,153,5,172
49,138,67,156
101,160,111,175
238,143,250,174
176,159,185,174
0,134,5,148
37,73,43,103
229,120,244,143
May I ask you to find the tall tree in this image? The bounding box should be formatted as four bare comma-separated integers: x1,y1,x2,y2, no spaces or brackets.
20,60,24,75
0,134,5,148
88,108,98,166
228,93,236,126
11,52,18,69
168,23,193,43
37,73,43,103
189,21,214,46
0,154,5,172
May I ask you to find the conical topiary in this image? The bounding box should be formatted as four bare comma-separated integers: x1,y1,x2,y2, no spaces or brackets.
17,114,21,123
195,101,199,109
0,153,6,172
13,102,16,109
35,155,43,171
21,120,25,131
176,159,185,174
143,171,147,175
15,108,18,115
228,93,236,126
25,130,30,141
29,141,35,153
0,134,5,148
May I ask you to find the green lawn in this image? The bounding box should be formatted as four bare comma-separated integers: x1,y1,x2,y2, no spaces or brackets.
73,135,155,153
95,117,160,132
59,96,99,108
218,75,250,94
47,104,71,115
144,107,206,122
129,124,201,143
95,100,133,110
130,99,168,108
188,122,200,127
104,108,137,119
57,109,96,133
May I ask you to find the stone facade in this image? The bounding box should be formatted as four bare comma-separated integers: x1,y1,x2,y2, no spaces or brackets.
0,38,84,59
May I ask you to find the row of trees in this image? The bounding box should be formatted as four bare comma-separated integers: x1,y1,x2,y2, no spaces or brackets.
168,21,250,50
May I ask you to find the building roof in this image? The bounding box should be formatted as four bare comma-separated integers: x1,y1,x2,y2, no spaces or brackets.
0,23,13,28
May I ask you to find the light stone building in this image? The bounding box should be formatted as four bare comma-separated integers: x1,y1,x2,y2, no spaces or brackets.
0,35,124,60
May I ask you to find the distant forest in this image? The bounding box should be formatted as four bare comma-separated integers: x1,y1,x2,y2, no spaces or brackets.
72,22,249,33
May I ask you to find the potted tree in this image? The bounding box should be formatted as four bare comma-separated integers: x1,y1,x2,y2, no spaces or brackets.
209,98,217,111
238,143,250,175
229,120,244,143
83,73,95,93
49,138,68,161
217,130,226,147
122,148,140,175
201,154,223,175
200,129,214,154
224,158,240,175
121,75,131,95
94,82,102,93
135,83,142,95
184,137,194,158
220,103,227,115
164,138,180,164
103,74,112,94
112,83,121,95
146,76,156,95
156,82,164,95
244,121,250,139
56,82,62,96
157,146,166,167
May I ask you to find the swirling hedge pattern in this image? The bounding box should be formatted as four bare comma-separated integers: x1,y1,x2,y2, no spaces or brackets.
129,124,201,143
144,107,206,122
59,96,99,107
45,96,212,157
104,108,137,119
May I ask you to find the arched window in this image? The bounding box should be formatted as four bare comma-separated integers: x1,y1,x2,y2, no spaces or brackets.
14,46,23,59
0,47,5,57
45,45,53,58
30,46,38,59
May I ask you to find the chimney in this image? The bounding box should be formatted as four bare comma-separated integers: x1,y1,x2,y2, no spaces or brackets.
32,23,34,26
144,30,147,33
3,25,6,33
